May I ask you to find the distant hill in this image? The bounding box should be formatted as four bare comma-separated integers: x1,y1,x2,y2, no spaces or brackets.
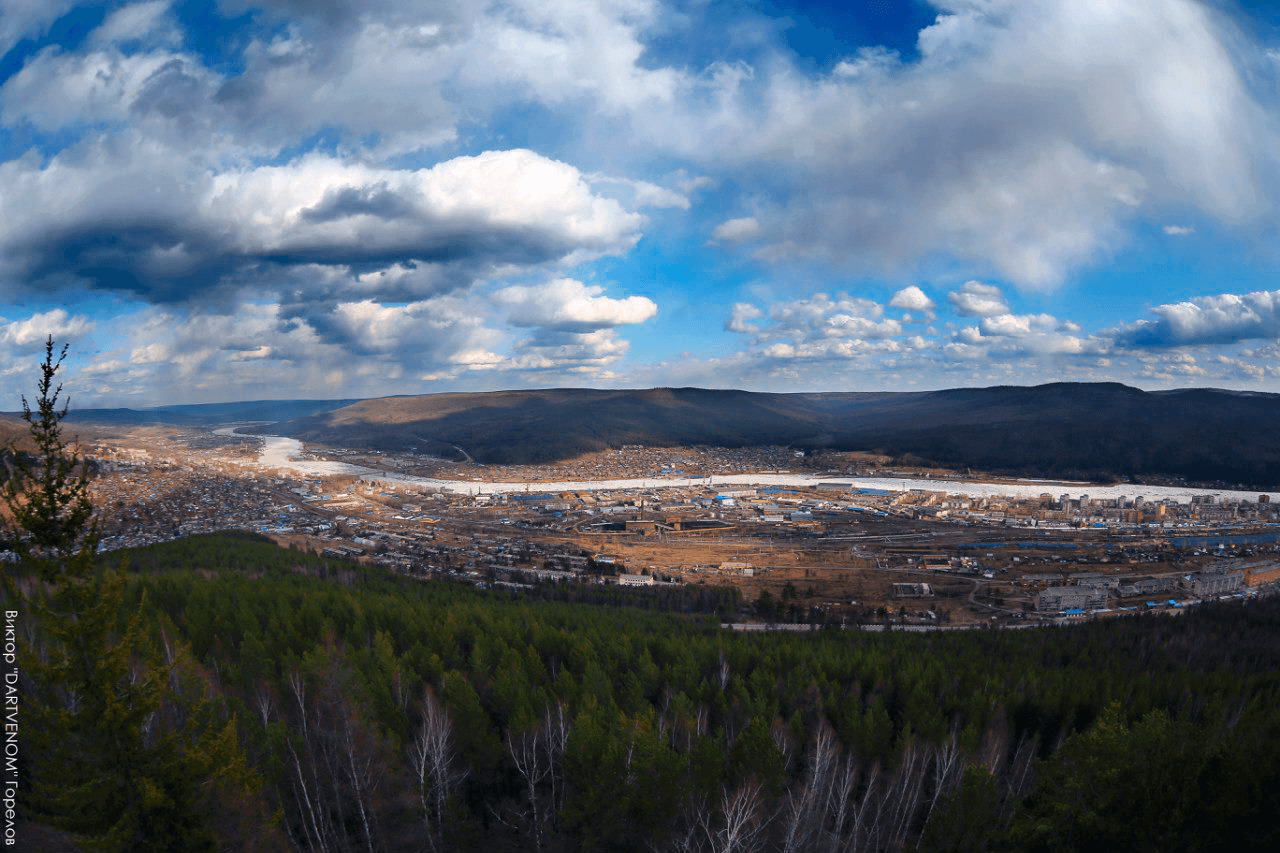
258,383,1280,489
60,398,358,427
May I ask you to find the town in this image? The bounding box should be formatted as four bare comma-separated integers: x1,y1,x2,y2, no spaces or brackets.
75,423,1280,629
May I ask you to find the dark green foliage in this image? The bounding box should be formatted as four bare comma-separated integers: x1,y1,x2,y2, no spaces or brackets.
1011,703,1280,852
101,532,1280,850
919,766,1000,852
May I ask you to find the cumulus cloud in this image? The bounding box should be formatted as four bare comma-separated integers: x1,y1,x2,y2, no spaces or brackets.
1113,289,1280,348
1136,351,1208,381
4,0,680,159
769,294,900,341
726,303,762,333
0,145,643,305
727,292,906,362
6,0,1280,400
647,0,1276,287
66,295,517,402
973,312,1090,355
6,0,1278,299
508,328,633,375
673,284,1280,391
494,278,657,331
889,285,935,313
948,281,1009,317
0,308,93,349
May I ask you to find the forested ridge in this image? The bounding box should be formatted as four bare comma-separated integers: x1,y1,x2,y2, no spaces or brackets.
258,384,1280,488
18,531,1274,850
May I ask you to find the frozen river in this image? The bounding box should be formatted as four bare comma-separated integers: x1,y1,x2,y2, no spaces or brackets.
228,430,1280,504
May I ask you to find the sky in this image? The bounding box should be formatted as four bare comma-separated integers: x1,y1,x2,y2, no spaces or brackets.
2,0,1280,406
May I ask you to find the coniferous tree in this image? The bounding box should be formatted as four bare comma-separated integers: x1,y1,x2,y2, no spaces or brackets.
2,338,275,851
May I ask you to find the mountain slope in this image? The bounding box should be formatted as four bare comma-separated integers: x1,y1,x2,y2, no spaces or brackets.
61,398,358,426
262,383,1280,488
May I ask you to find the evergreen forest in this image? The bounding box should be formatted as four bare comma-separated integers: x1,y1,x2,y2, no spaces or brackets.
5,531,1280,851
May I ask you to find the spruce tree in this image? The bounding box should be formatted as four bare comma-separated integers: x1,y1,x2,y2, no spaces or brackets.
2,339,269,851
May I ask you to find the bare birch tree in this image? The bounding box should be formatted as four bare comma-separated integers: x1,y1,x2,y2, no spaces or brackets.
408,686,466,852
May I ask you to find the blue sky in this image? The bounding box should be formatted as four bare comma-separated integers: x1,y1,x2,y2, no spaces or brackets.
2,0,1280,405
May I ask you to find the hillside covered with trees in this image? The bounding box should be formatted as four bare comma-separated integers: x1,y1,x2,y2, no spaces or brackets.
259,384,1280,489
6,531,1279,850
62,383,1280,489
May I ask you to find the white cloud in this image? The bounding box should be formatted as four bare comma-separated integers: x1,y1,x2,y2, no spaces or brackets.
980,313,1057,337
9,0,1273,298
0,308,93,349
508,328,632,374
217,149,642,265
457,0,679,114
588,174,691,209
3,0,681,159
2,46,214,131
1114,289,1280,348
90,2,177,47
494,278,657,331
0,143,644,306
66,295,516,403
726,302,762,333
0,0,76,57
710,216,762,243
889,285,935,312
644,0,1276,287
766,293,899,341
976,312,1088,355
728,292,905,363
8,0,1280,400
948,281,1009,317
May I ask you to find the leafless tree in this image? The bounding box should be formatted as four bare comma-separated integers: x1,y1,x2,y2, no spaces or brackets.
849,761,880,850
338,703,381,853
823,753,860,852
285,669,331,853
885,740,928,850
920,728,964,834
1002,733,1039,817
778,721,839,853
408,686,466,852
543,701,572,816
508,725,551,851
707,782,770,853
253,681,276,729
